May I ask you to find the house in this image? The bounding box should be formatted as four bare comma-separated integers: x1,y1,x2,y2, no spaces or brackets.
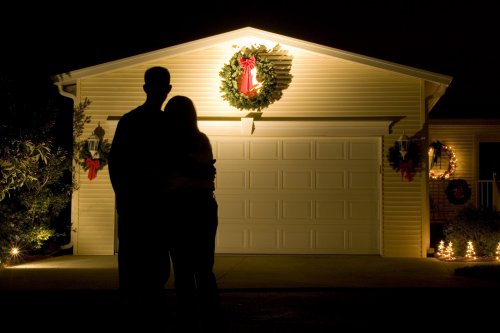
428,119,500,246
53,27,452,258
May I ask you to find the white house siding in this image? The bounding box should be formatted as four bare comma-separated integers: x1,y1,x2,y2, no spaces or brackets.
382,106,427,256
73,168,115,254
72,34,429,257
428,121,500,223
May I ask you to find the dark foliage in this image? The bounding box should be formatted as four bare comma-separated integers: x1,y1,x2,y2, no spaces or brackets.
443,207,500,257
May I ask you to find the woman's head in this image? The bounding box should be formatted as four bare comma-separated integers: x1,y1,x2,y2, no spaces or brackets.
165,95,199,132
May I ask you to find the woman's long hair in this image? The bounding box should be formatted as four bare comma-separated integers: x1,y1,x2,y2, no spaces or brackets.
165,95,215,181
165,95,200,137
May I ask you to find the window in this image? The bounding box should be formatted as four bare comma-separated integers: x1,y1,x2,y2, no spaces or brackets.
478,142,500,209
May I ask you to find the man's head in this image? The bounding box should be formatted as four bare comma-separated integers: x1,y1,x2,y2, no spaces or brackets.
143,66,172,106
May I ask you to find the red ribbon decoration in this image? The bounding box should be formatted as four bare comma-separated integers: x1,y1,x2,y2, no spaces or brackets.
239,56,256,94
399,159,414,181
86,158,100,181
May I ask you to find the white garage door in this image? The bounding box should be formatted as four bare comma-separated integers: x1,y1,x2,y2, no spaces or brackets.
212,137,381,254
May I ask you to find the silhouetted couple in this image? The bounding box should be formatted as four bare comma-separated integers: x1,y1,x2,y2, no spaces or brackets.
108,66,220,331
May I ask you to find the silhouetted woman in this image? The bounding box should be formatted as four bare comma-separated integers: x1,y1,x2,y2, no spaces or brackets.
164,95,220,331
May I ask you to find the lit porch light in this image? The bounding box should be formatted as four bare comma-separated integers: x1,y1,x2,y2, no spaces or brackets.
87,133,100,159
397,131,409,160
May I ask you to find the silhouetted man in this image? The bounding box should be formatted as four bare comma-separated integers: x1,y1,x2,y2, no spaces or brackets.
108,67,172,317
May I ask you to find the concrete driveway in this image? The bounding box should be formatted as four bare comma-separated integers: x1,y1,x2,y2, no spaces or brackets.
1,254,499,331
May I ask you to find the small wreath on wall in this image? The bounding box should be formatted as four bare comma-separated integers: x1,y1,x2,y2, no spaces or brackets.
445,179,471,205
77,124,111,181
429,141,457,180
387,140,421,181
219,44,292,112
78,139,111,181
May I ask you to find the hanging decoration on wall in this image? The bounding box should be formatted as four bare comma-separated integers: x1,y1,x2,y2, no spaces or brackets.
428,141,457,180
387,132,421,181
219,44,293,112
445,179,471,205
78,123,111,181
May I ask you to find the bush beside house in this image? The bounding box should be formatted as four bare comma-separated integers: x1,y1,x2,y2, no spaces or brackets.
443,206,500,257
0,74,78,266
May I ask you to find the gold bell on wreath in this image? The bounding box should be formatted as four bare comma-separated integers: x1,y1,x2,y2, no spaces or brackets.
397,131,410,160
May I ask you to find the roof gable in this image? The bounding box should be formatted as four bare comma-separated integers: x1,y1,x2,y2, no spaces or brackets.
53,26,452,110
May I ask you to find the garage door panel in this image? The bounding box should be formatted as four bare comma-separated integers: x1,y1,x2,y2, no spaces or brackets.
349,200,380,220
349,140,379,160
316,171,346,189
349,171,379,189
217,141,247,159
315,230,345,250
218,198,246,219
249,200,279,219
213,137,380,254
249,228,279,250
282,229,313,250
316,200,346,220
283,141,313,160
249,170,279,189
250,141,279,159
282,200,313,219
348,227,380,252
216,226,379,254
217,170,246,189
219,196,376,218
315,225,379,254
315,140,346,159
216,225,247,250
282,170,313,189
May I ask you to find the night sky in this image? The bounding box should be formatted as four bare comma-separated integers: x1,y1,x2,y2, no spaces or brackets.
2,3,498,119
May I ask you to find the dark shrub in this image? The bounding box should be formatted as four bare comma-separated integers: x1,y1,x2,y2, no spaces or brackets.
443,206,500,257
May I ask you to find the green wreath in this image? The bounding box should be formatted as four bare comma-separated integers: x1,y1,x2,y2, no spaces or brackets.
387,140,421,181
219,44,291,111
77,139,111,180
445,179,471,205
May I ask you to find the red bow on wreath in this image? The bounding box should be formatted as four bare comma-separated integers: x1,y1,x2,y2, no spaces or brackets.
86,158,100,181
239,56,256,94
399,159,414,181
